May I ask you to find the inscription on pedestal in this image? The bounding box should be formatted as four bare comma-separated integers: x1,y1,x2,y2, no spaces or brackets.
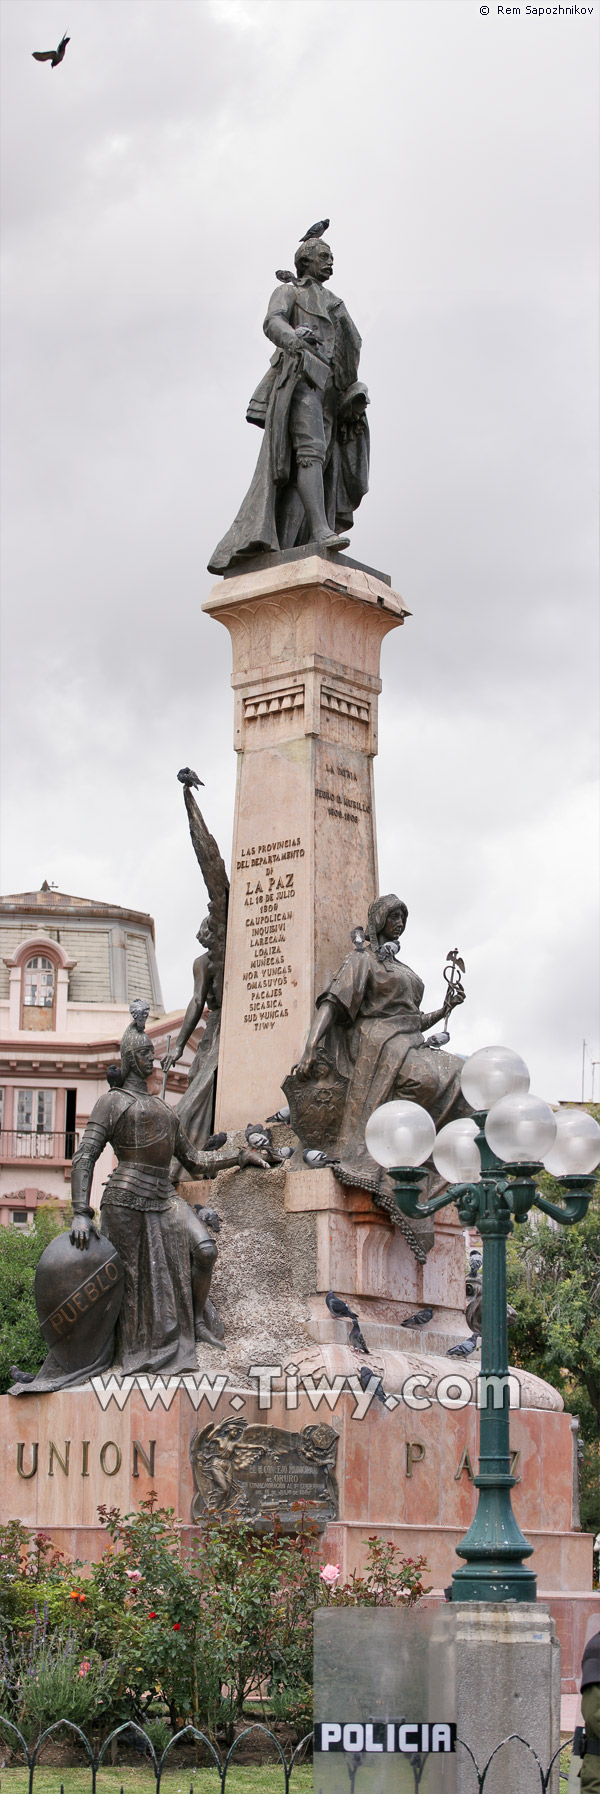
238,839,304,1031
316,760,372,827
190,1418,339,1531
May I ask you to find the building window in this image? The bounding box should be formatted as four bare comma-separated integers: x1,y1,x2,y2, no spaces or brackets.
11,1211,30,1227
21,956,56,1030
17,1090,53,1133
23,957,54,1007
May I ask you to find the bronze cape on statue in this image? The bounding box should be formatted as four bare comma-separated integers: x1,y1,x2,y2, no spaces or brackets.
208,232,369,574
286,895,470,1261
10,1012,266,1392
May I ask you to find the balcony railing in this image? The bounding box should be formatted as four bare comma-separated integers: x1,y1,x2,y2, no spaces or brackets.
0,1130,79,1162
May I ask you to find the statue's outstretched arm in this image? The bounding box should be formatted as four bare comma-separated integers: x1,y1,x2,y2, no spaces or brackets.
183,785,229,1007
420,987,466,1032
162,955,212,1069
173,1123,269,1181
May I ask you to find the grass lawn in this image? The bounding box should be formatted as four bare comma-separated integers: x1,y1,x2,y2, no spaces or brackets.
0,1773,314,1794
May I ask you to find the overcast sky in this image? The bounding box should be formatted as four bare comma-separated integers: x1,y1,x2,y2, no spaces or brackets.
1,0,598,1101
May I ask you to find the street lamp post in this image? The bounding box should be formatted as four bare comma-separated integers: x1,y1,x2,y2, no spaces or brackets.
365,1048,600,1604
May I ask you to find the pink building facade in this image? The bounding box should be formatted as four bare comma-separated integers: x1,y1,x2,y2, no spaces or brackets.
0,886,195,1226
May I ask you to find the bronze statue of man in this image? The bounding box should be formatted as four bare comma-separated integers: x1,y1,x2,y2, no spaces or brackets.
208,230,369,574
68,1015,266,1371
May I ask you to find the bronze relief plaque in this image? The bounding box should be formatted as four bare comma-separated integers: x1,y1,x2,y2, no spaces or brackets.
190,1418,339,1532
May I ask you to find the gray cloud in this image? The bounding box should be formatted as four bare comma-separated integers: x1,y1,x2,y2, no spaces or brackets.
1,0,598,1099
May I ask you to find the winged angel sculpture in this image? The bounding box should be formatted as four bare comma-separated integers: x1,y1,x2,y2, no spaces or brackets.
162,775,229,1179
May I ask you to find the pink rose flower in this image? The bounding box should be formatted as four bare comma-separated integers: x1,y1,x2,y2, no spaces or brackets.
78,1660,91,1678
125,1569,142,1581
320,1564,340,1586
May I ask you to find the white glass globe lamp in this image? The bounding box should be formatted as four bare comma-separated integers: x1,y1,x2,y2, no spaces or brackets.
542,1108,600,1177
366,1101,436,1168
485,1093,557,1164
432,1117,482,1183
461,1045,530,1111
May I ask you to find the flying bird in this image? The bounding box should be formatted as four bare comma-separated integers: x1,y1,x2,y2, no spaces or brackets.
400,1307,434,1329
359,1366,387,1404
447,1334,479,1359
349,1319,368,1354
32,32,70,67
326,1290,358,1321
177,767,204,788
300,218,330,242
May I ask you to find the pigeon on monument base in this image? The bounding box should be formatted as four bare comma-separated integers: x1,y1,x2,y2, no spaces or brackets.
349,1319,369,1354
359,1366,388,1405
326,1290,358,1321
447,1334,479,1359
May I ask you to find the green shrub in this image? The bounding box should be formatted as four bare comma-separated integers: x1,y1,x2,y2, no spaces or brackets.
0,1499,431,1744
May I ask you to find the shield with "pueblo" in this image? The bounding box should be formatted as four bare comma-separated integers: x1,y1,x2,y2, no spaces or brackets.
35,1232,124,1375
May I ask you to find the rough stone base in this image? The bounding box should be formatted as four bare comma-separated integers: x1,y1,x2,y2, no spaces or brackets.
453,1603,561,1793
179,1155,563,1408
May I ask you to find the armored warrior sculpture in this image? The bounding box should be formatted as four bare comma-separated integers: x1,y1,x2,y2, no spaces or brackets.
208,226,370,573
65,1011,266,1376
161,777,228,1179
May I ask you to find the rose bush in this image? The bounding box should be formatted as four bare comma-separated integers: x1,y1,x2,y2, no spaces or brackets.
0,1501,430,1746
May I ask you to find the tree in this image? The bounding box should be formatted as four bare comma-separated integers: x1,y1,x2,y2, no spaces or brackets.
506,1121,600,1535
0,1208,64,1393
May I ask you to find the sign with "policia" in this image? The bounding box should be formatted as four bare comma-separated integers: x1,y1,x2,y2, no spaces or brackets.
314,1722,456,1754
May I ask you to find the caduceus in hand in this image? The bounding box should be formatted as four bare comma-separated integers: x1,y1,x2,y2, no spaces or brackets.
442,949,466,1023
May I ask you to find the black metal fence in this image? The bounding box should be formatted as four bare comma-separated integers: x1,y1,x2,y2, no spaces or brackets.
0,1718,574,1794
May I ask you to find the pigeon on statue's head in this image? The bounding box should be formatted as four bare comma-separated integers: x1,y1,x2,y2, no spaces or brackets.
177,767,204,789
299,218,330,242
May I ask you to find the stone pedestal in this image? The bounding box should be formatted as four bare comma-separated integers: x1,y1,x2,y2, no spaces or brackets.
203,553,407,1128
453,1603,562,1792
1,1380,597,1692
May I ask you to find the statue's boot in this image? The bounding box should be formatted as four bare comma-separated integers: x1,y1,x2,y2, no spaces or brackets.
296,463,350,553
195,1319,226,1350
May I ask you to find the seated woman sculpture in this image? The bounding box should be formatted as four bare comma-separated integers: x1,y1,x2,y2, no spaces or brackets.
293,894,469,1257
65,1016,266,1376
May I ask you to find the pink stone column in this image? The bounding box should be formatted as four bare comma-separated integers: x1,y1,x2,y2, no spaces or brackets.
203,555,407,1129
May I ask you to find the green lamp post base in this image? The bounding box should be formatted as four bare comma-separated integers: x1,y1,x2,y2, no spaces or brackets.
451,1480,537,1602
